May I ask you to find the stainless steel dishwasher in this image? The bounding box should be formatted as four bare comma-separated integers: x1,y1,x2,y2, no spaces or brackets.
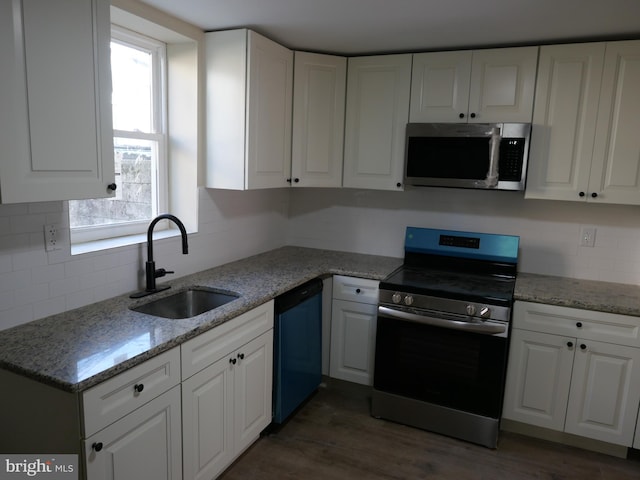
273,278,323,424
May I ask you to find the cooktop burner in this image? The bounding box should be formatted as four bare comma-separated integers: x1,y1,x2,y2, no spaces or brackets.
380,265,516,307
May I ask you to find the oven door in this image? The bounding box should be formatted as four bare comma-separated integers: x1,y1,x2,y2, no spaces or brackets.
374,305,510,419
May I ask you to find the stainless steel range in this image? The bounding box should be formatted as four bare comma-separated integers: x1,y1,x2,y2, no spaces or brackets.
371,226,519,448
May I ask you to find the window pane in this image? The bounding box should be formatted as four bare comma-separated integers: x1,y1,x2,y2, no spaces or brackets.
69,138,157,228
111,41,153,133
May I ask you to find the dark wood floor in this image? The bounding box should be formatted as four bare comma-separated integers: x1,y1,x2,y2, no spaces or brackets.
220,378,640,480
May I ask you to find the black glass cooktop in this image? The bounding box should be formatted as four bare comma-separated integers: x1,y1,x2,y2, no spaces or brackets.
380,265,516,307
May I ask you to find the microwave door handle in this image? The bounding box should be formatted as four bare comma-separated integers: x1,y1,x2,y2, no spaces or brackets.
484,128,500,187
378,306,506,335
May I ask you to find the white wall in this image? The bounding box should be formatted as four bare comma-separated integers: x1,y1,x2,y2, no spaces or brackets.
0,187,289,331
287,187,640,284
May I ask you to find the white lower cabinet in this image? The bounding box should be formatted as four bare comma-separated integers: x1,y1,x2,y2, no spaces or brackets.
0,303,274,480
503,301,640,447
84,385,183,480
330,276,379,385
181,302,274,480
82,347,182,480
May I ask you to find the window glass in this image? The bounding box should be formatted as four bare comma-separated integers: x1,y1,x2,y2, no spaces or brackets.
111,41,153,133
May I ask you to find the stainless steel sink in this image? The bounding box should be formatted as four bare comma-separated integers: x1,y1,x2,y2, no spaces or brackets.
131,287,239,319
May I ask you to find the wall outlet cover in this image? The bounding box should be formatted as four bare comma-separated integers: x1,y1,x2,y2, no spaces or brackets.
44,224,61,251
580,227,597,248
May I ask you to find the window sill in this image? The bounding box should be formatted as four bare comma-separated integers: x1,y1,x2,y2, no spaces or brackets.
71,229,182,256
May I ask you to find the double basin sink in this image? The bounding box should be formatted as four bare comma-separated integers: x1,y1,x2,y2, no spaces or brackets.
131,287,239,319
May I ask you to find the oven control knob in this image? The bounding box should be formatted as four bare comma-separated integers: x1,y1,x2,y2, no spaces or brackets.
404,295,414,306
480,306,491,318
466,304,477,316
392,292,402,304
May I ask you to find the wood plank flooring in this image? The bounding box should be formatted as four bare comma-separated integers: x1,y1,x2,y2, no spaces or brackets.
220,378,640,480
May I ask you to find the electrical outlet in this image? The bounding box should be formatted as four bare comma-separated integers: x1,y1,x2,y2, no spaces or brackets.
580,227,597,247
44,224,61,251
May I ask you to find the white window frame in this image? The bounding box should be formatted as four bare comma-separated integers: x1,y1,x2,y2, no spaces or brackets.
70,25,169,244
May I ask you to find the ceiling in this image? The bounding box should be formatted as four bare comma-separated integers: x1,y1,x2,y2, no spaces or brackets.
139,0,640,55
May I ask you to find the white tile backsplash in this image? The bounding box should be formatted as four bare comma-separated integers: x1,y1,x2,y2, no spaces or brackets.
2,183,640,331
0,187,290,331
287,187,640,286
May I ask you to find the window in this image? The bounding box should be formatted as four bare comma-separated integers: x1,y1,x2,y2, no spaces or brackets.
69,26,168,243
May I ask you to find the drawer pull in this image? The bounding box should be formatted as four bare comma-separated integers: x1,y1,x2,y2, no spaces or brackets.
576,322,583,328
567,341,574,348
92,442,103,452
355,288,361,294
580,344,587,350
229,358,237,365
133,383,144,394
237,353,245,360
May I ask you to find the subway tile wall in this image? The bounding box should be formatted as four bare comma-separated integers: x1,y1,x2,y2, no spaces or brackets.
3,184,640,331
287,187,640,285
0,188,289,331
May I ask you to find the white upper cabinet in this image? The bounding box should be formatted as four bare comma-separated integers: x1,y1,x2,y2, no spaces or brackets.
588,41,640,204
410,46,538,123
0,0,115,204
526,40,640,204
343,54,412,190
291,51,346,188
206,29,293,190
525,43,605,202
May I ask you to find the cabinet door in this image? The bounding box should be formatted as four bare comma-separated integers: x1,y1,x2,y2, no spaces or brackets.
468,46,538,123
525,43,605,201
85,385,182,480
182,354,234,480
246,31,293,189
410,51,472,122
564,340,640,446
588,40,640,205
292,51,346,187
0,0,114,204
330,299,378,385
502,329,574,431
233,330,274,454
343,54,411,190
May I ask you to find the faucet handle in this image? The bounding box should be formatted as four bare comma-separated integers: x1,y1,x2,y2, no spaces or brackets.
155,268,174,278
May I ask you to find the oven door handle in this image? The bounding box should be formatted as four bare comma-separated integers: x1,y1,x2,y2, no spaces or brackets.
378,306,507,335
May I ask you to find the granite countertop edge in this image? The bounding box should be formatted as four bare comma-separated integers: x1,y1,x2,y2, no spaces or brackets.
2,247,640,394
0,246,402,393
514,272,640,317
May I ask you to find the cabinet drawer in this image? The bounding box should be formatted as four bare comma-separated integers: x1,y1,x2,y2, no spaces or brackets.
181,300,274,380
332,275,379,304
82,347,180,437
514,301,640,347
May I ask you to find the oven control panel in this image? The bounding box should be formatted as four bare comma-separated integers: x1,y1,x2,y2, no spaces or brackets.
381,290,509,322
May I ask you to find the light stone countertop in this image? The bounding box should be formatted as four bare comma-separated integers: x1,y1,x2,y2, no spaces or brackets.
2,247,639,394
0,246,402,393
514,272,640,317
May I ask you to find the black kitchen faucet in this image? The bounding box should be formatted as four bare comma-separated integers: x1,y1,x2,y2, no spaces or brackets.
130,214,189,298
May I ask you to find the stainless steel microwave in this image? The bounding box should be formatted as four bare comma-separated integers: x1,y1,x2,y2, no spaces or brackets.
404,123,531,191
